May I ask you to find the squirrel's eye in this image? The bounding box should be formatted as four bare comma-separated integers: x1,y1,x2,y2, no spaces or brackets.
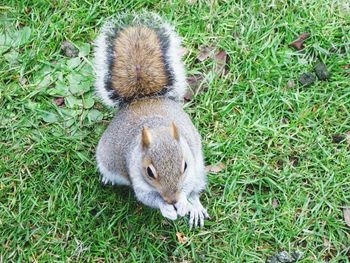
183,161,187,173
147,166,156,179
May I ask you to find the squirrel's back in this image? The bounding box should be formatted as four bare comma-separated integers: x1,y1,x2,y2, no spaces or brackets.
94,13,187,107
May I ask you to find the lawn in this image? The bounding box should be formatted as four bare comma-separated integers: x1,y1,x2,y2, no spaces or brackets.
1,0,350,262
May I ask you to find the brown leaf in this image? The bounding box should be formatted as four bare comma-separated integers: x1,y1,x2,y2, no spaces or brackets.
184,74,206,101
205,163,225,174
343,64,350,76
346,131,350,145
24,7,32,14
213,50,228,76
323,237,330,247
19,77,27,86
232,32,240,39
54,97,65,107
332,134,346,144
176,232,188,244
289,32,310,50
343,207,350,227
179,47,188,57
197,45,216,62
61,41,79,58
287,80,295,88
281,118,289,124
272,198,279,208
289,155,299,167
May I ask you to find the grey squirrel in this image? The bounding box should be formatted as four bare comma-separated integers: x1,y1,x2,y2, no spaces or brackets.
94,13,209,228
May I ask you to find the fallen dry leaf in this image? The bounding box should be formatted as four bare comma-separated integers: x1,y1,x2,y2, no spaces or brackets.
205,163,225,174
343,64,350,76
61,41,79,58
232,31,240,38
24,7,32,14
176,232,188,244
287,80,295,88
299,72,316,87
281,117,289,124
346,131,350,145
197,45,216,62
289,155,299,167
54,97,65,107
343,207,350,227
19,77,27,86
289,32,310,50
272,198,279,208
332,134,346,144
179,47,188,57
184,74,206,101
314,61,331,80
323,237,330,247
213,50,228,76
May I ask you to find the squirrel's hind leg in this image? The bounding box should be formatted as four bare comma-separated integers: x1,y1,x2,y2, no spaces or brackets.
97,158,130,186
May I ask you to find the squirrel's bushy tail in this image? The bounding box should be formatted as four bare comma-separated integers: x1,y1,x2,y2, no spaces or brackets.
94,12,187,107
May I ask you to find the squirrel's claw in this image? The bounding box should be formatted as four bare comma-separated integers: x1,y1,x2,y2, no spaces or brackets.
187,195,210,229
188,204,209,229
100,176,109,186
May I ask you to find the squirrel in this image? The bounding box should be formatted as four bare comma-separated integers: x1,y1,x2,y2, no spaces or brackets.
94,13,209,228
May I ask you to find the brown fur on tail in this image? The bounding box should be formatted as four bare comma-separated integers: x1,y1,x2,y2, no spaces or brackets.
112,27,169,98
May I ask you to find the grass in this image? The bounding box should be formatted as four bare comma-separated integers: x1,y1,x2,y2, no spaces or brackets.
1,0,350,262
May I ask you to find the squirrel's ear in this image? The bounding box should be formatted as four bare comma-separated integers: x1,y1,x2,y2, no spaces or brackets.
142,127,152,148
170,122,180,141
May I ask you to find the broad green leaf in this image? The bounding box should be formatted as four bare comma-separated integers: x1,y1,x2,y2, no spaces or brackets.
64,118,75,128
55,71,64,81
68,81,90,95
38,75,52,89
0,32,10,46
4,50,19,64
83,96,95,109
80,63,94,76
12,27,32,46
66,95,83,108
87,109,103,122
26,100,39,110
59,108,81,117
67,57,81,69
79,80,92,93
54,58,68,70
18,27,31,45
37,65,53,78
79,43,91,57
69,83,81,94
67,72,83,85
42,112,58,123
48,81,69,96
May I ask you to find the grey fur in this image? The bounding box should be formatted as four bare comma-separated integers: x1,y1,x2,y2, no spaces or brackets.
95,13,208,227
96,98,209,226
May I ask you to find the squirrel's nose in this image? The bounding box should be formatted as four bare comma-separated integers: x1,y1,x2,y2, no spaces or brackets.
164,197,178,205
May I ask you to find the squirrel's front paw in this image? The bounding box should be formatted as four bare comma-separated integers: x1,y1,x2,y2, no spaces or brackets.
175,196,190,217
188,200,210,228
160,204,177,220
